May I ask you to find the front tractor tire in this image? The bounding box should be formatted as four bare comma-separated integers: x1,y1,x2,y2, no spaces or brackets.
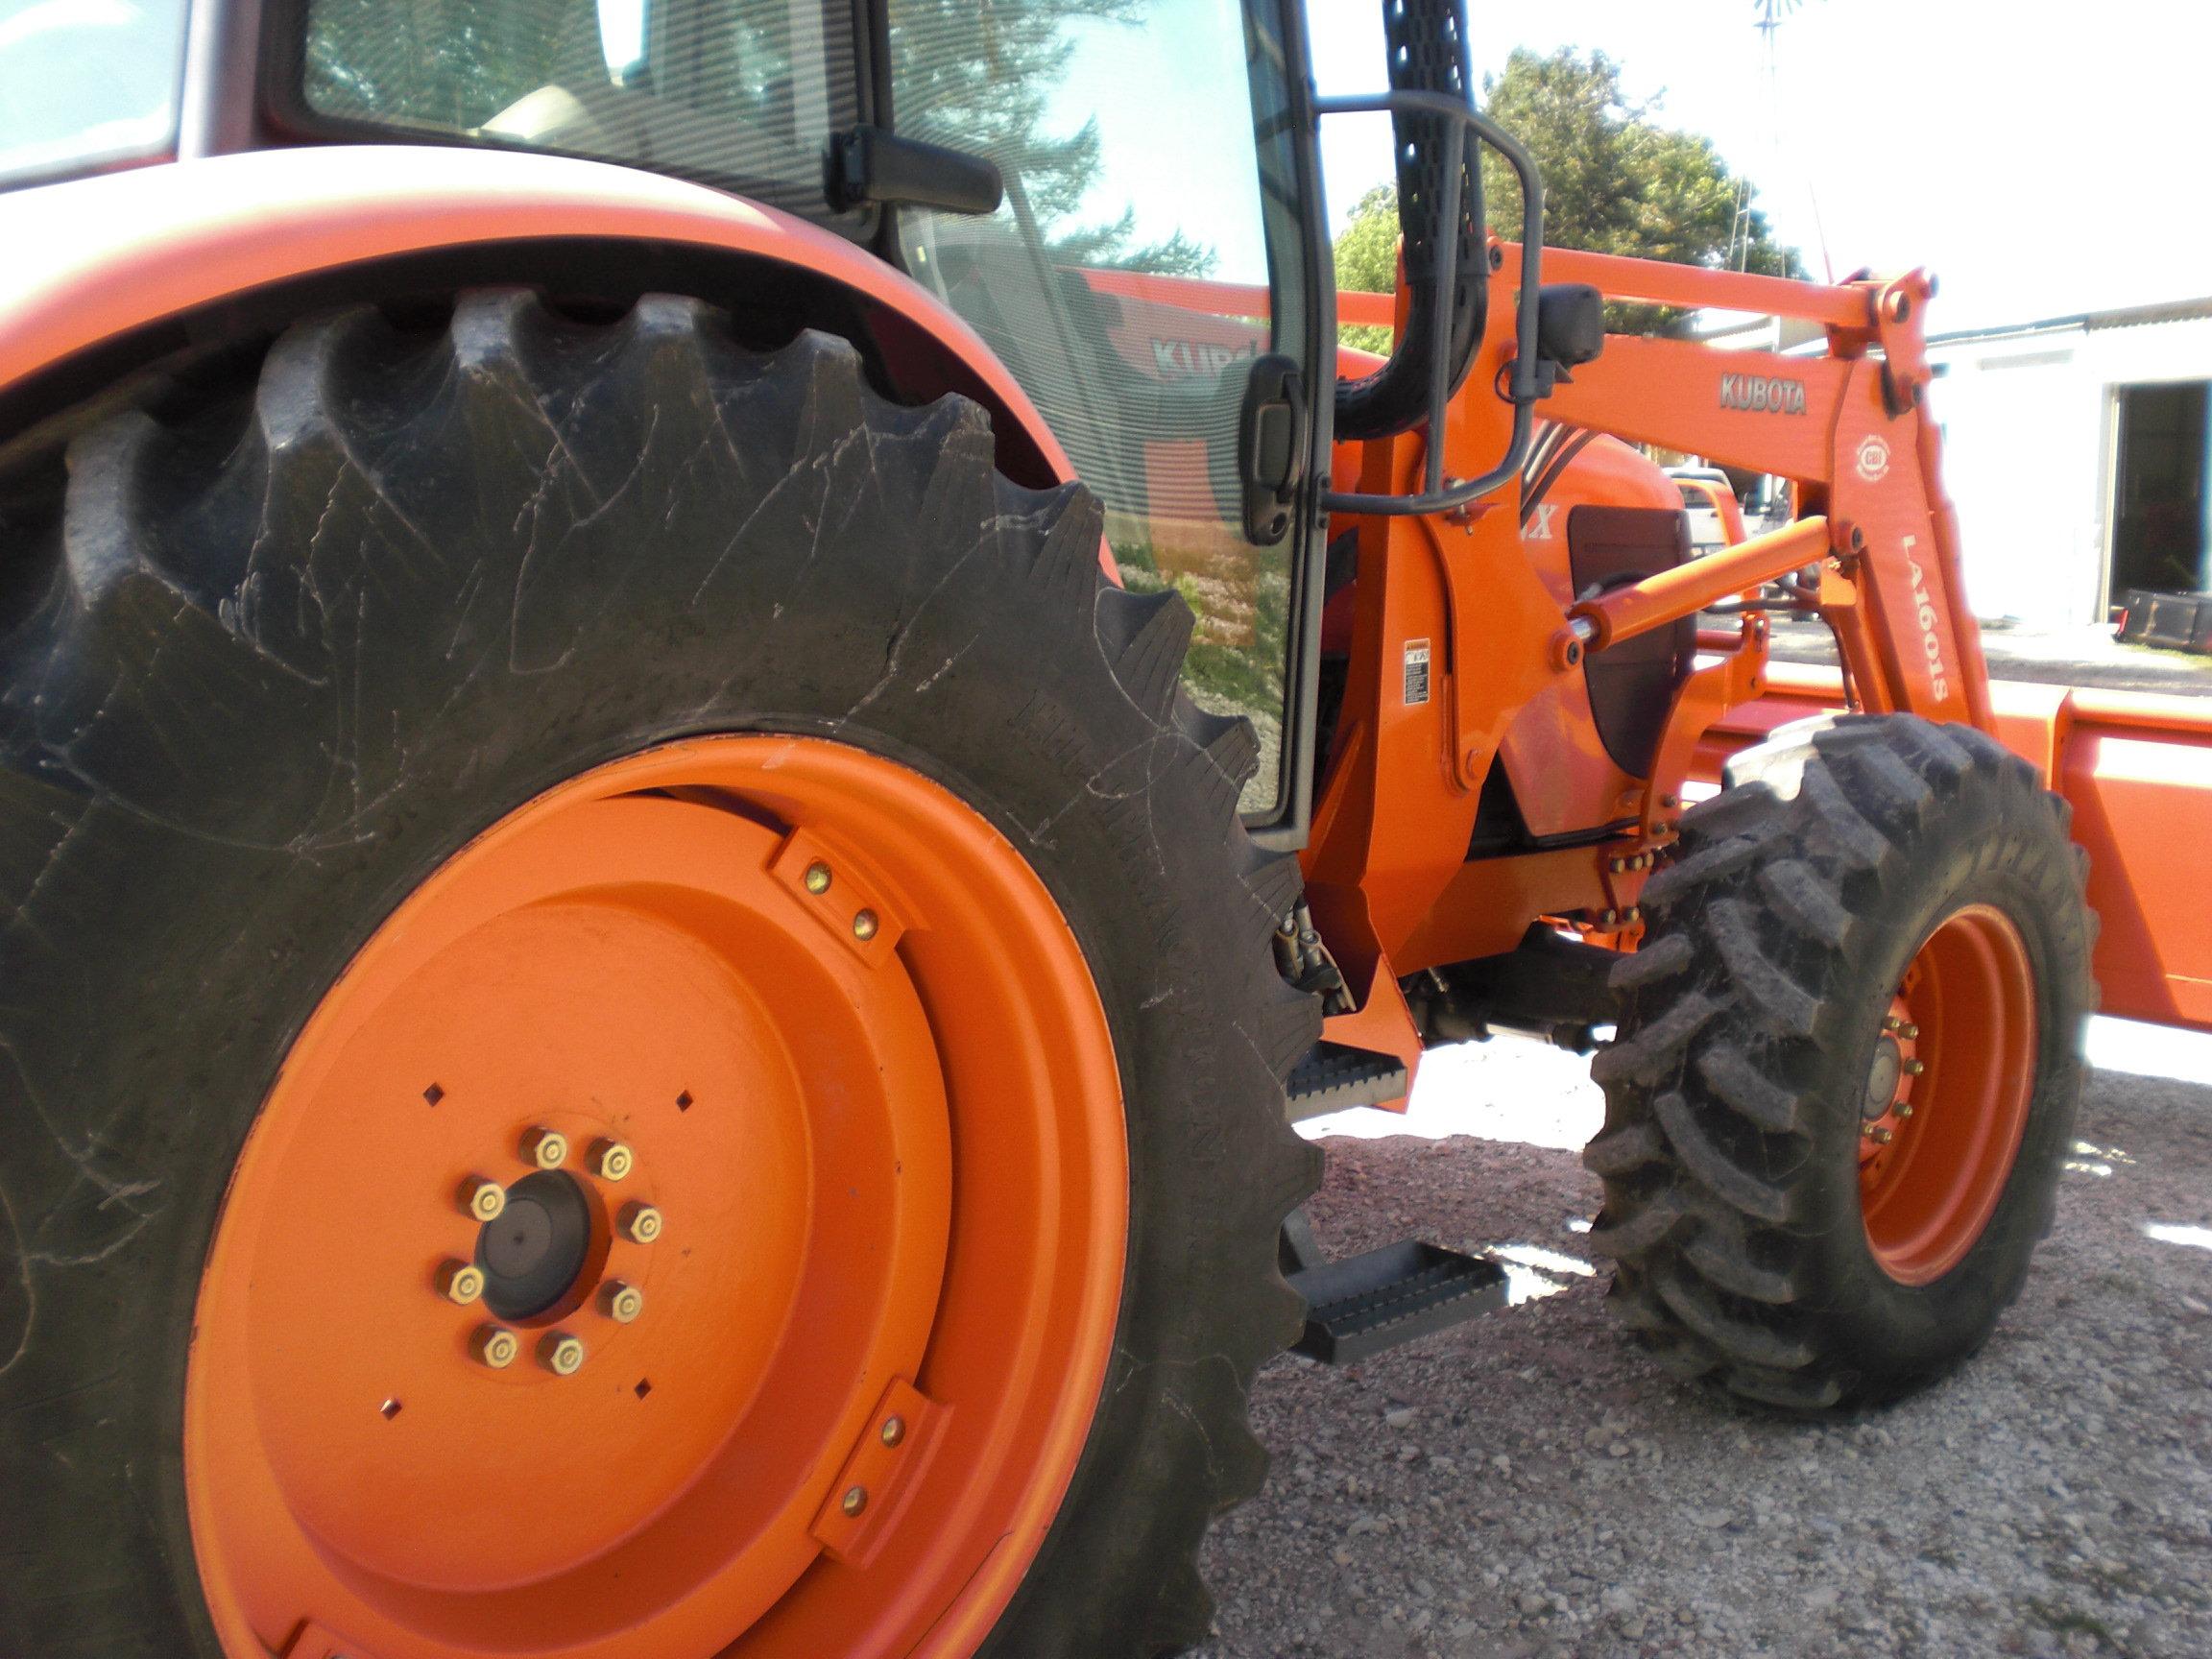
0,293,1321,1659
1586,715,2094,1412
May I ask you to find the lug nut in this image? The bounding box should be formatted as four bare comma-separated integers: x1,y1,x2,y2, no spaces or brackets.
472,1326,520,1369
600,1281,645,1323
589,1139,636,1182
1864,1125,1894,1145
841,1485,869,1517
1902,1022,1920,1039
540,1333,587,1376
437,1261,486,1305
519,1126,569,1169
1895,1104,1914,1119
853,909,879,942
1884,1015,1904,1033
620,1201,663,1244
1902,1058,1926,1076
460,1177,507,1223
804,860,833,895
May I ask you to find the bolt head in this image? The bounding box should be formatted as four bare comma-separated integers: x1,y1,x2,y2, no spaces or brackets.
438,1261,486,1305
620,1202,663,1244
1895,1104,1914,1119
1884,1015,1904,1033
461,1177,507,1223
880,1415,907,1448
804,860,833,895
1864,1125,1894,1145
841,1485,869,1517
520,1126,569,1169
1903,1058,1926,1076
852,908,879,942
472,1326,519,1369
600,1281,645,1324
1902,1022,1920,1039
590,1140,636,1182
540,1333,587,1376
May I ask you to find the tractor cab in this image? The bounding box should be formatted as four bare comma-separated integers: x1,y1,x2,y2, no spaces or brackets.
1,0,1545,838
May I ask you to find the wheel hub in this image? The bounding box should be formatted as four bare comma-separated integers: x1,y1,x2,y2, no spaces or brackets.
1861,1036,1904,1120
1857,903,2037,1285
184,735,1128,1659
477,1169,596,1321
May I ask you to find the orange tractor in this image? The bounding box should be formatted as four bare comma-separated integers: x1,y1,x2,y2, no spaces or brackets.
2,2,2208,1656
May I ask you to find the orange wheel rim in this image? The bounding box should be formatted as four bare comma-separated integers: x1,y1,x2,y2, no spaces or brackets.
1857,902,2037,1286
185,735,1127,1659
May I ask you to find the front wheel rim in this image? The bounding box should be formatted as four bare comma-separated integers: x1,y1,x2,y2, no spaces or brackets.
1858,902,2038,1286
185,734,1127,1659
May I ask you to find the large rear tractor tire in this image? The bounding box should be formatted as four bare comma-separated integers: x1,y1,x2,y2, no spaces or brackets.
0,293,1321,1658
1585,714,2095,1412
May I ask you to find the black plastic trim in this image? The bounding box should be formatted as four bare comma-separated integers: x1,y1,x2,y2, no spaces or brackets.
1247,0,1336,856
826,126,1002,216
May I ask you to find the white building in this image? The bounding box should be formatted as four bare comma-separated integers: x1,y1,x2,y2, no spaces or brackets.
1925,300,2212,629
1690,299,2212,630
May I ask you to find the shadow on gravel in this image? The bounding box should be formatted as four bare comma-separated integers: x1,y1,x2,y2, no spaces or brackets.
1194,1062,2212,1659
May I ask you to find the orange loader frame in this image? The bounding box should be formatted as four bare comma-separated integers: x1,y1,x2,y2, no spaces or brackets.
1297,247,2212,1099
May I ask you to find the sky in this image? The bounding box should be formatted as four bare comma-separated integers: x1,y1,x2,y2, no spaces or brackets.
1309,0,2212,333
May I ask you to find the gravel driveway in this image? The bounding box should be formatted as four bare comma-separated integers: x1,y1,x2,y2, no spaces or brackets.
1192,1032,2212,1658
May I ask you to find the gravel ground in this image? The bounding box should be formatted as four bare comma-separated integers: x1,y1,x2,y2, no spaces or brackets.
1192,1036,2212,1658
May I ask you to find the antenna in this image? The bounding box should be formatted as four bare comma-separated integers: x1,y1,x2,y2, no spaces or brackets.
1747,0,1834,282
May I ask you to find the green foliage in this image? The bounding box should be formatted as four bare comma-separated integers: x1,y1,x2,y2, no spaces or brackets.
301,0,1212,276
304,0,571,127
1332,183,1401,353
1333,46,1803,341
891,0,1216,276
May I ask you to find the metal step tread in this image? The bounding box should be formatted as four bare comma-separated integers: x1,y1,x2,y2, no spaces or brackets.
1285,1040,1407,1119
1287,1238,1508,1364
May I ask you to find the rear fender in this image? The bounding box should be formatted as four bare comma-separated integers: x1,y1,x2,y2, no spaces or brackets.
0,145,1077,499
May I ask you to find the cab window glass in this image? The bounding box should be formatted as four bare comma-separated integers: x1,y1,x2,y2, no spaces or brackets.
0,0,188,188
888,0,1309,812
301,0,857,225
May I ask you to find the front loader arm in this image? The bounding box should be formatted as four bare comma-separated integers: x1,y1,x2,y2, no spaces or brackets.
1527,247,1992,732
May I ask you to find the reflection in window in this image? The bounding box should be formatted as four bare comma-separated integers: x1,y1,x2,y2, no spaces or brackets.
890,0,1303,810
301,0,853,223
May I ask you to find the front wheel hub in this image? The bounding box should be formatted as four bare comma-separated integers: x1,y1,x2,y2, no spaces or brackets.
185,736,1129,1659
1858,902,2038,1285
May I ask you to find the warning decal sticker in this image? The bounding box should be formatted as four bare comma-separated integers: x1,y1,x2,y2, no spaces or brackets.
1403,638,1432,706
